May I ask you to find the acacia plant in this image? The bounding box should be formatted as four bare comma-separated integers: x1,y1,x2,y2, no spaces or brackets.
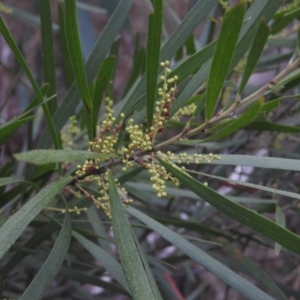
1,0,300,299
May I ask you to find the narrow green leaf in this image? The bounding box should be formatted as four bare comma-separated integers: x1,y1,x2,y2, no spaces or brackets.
185,34,196,55
206,99,263,141
14,150,115,165
72,231,129,290
158,158,300,256
275,205,286,255
93,56,116,129
261,95,300,112
2,4,58,30
0,221,61,277
200,153,300,172
261,101,280,112
85,206,113,256
23,84,50,114
39,0,57,114
108,171,159,300
206,2,246,119
146,0,163,128
118,167,144,184
130,228,163,300
160,0,218,61
58,3,74,87
188,94,206,124
223,246,288,300
123,34,145,96
271,6,300,35
171,0,283,117
0,177,23,187
0,177,72,260
65,0,94,140
127,207,274,300
169,41,216,84
246,122,300,133
20,211,71,300
0,116,35,146
0,15,61,149
298,25,300,50
118,0,218,118
38,0,133,150
239,19,270,94
23,255,129,295
188,170,300,201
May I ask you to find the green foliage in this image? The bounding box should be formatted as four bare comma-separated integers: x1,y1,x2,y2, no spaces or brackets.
1,1,300,299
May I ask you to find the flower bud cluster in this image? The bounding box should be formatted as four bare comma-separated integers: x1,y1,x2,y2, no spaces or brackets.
179,152,221,164
171,103,197,122
119,61,179,165
158,151,221,165
93,171,111,218
125,119,152,152
148,160,179,197
72,98,133,216
64,60,222,215
78,172,133,219
76,97,118,178
89,97,117,155
75,160,99,178
152,61,179,141
149,150,221,195
61,115,80,149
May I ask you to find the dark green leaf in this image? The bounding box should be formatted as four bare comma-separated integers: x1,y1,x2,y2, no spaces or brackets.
108,171,161,300
65,0,94,140
160,0,218,61
185,34,196,55
246,122,300,133
123,34,145,96
222,246,287,300
158,158,300,256
0,221,61,277
127,207,274,300
0,15,61,149
275,205,286,255
72,231,128,290
119,0,218,118
93,56,116,129
0,116,35,146
188,94,206,124
14,150,115,165
261,94,300,113
20,211,71,300
192,153,300,172
206,99,263,141
239,19,270,94
271,6,300,35
206,2,246,119
0,177,23,187
0,177,72,260
58,3,74,87
38,0,133,149
40,0,57,114
171,0,283,117
188,170,300,201
146,0,163,128
23,254,129,295
169,41,216,84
